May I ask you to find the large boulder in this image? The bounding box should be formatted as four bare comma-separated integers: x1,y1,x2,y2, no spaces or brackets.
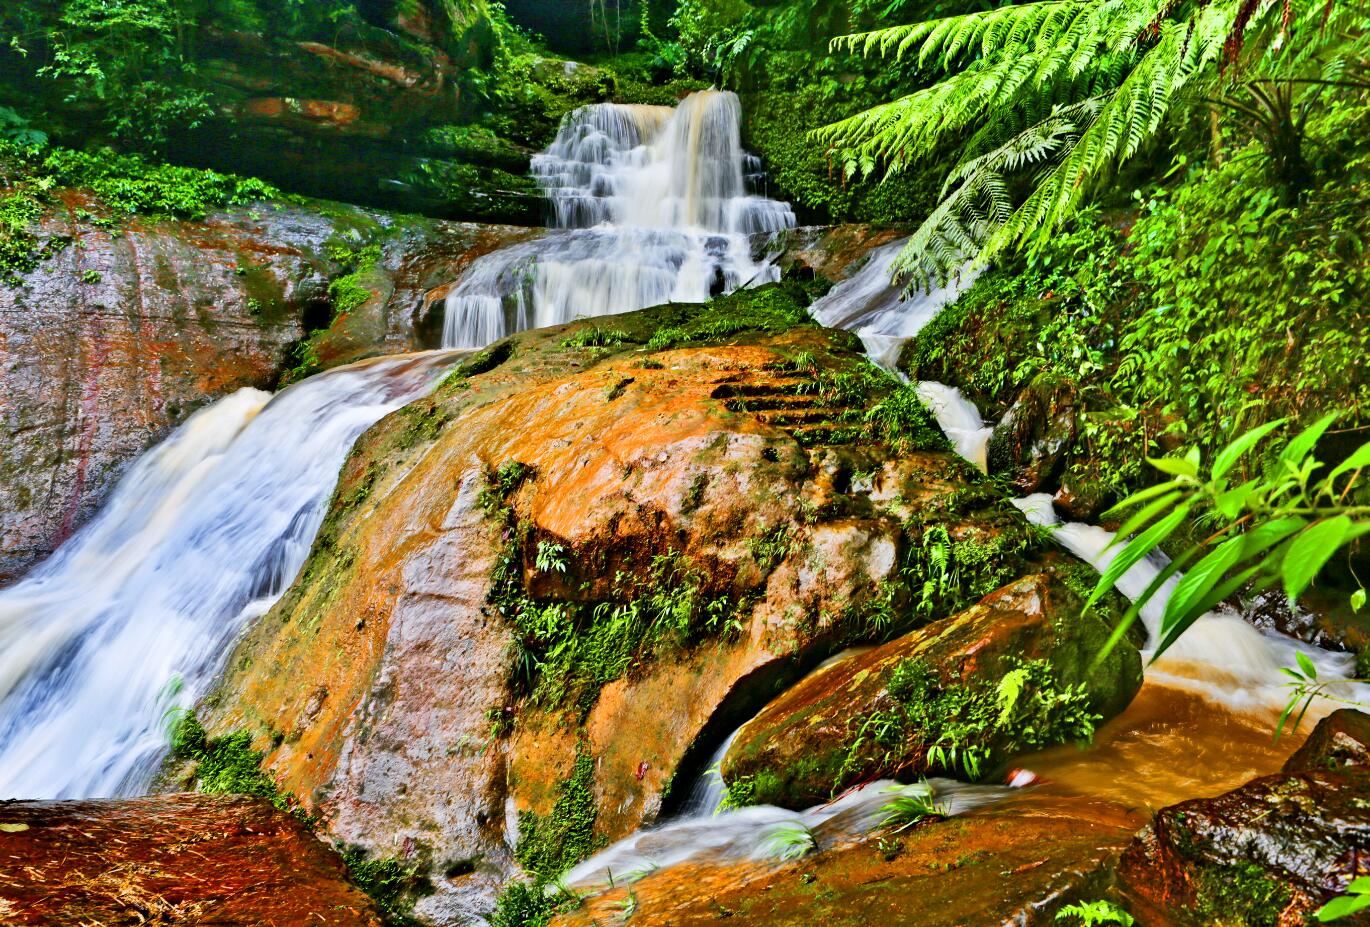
0,189,530,584
190,286,1048,922
1117,710,1370,926
719,567,1143,808
0,793,382,926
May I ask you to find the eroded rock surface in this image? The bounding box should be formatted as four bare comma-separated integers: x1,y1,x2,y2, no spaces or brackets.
0,793,382,926
0,191,529,583
1118,709,1370,926
551,795,1137,927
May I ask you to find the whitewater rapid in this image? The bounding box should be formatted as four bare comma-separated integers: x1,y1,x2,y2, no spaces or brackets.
0,352,455,799
442,90,795,348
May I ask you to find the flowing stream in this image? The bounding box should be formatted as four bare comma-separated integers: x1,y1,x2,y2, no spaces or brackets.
442,90,795,348
0,352,456,799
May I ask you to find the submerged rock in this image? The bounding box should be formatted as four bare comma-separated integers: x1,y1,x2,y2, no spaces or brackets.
719,567,1143,808
0,793,382,926
1284,708,1370,773
1118,709,1370,926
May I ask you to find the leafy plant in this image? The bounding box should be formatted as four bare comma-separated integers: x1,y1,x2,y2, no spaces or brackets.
1276,653,1369,740
1086,414,1370,662
536,541,569,574
757,821,816,861
1056,900,1135,927
841,657,1098,785
877,781,944,832
814,0,1370,287
1317,877,1370,922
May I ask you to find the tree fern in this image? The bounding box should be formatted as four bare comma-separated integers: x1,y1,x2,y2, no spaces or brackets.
818,0,1365,288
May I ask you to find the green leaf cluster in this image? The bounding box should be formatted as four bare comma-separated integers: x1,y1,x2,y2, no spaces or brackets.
1088,414,1370,664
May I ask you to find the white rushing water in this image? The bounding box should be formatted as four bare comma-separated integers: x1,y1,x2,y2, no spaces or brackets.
0,351,455,799
1012,494,1367,715
806,237,975,371
442,91,795,348
562,776,1009,891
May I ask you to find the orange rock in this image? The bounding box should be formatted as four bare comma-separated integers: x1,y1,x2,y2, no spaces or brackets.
551,794,1138,927
0,793,382,926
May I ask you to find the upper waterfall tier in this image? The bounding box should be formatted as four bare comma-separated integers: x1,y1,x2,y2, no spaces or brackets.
442,91,795,350
532,92,794,235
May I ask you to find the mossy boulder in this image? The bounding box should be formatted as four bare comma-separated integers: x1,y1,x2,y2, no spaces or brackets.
719,566,1143,808
195,281,1054,920
986,375,1080,494
1117,749,1370,926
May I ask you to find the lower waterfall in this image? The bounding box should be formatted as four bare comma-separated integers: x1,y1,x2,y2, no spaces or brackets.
0,352,456,800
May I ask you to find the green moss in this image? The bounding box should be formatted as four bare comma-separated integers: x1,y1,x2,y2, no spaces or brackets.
645,281,815,351
836,657,1100,789
514,746,604,880
168,711,298,813
1192,860,1292,927
340,847,434,927
440,340,515,390
491,744,605,926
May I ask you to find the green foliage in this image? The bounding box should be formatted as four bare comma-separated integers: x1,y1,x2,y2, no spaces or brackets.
645,281,814,351
1056,900,1134,927
35,0,211,153
817,0,1370,286
167,711,295,813
841,658,1098,784
876,781,944,832
1087,415,1370,665
1114,158,1370,456
481,465,746,714
562,326,633,348
1318,877,1370,922
340,848,431,927
41,145,280,217
515,747,603,880
493,746,602,927
327,243,383,319
757,821,816,861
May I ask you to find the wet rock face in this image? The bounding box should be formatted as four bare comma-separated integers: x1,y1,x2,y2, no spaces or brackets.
1118,711,1370,927
551,795,1138,927
1284,709,1370,773
719,568,1142,808
0,793,382,926
986,376,1079,493
196,292,1042,922
0,192,531,585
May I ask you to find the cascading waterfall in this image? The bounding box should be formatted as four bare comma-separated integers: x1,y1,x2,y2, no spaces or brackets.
806,237,976,371
810,237,1362,717
0,351,455,800
561,776,1009,891
442,91,795,348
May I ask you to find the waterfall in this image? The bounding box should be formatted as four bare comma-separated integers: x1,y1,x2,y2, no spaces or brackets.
1012,495,1368,715
442,91,795,349
0,352,455,800
806,237,977,371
